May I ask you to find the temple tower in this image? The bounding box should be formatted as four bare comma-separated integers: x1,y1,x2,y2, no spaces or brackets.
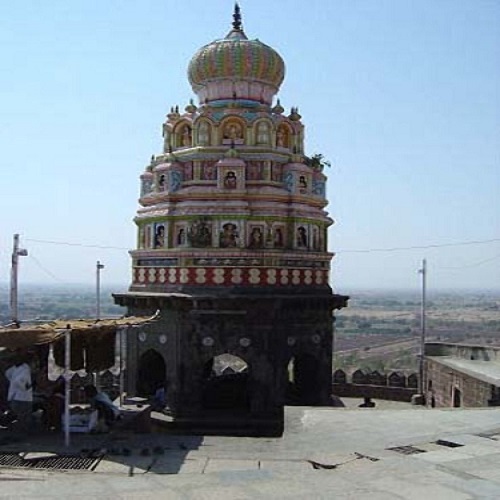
114,5,348,436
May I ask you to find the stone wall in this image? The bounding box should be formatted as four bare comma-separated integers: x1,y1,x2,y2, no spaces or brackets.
332,369,418,402
426,357,498,408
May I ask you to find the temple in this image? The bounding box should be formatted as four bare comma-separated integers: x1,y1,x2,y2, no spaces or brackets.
114,4,348,436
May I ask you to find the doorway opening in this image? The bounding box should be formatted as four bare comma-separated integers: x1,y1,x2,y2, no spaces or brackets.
202,353,249,411
286,354,320,405
137,349,166,397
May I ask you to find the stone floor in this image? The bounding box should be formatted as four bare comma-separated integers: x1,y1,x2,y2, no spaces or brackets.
0,401,499,498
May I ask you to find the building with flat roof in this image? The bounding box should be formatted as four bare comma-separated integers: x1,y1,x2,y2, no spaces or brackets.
425,342,500,408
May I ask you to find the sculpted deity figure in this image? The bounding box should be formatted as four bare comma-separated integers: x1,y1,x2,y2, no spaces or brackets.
276,127,286,148
181,126,192,147
220,223,239,248
162,123,170,152
296,226,307,248
154,225,165,248
256,121,270,145
224,171,237,189
197,121,210,146
249,227,264,249
224,122,242,140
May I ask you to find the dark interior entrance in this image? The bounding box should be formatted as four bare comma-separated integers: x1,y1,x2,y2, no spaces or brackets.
137,349,166,397
453,387,462,408
286,354,320,405
202,354,250,411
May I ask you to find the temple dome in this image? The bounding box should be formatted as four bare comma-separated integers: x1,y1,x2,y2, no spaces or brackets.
187,6,285,104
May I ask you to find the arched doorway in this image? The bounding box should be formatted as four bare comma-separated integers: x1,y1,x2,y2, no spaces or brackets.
202,354,250,411
137,349,166,397
286,353,320,405
453,387,462,408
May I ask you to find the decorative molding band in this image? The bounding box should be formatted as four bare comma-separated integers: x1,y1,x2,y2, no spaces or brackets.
133,267,329,287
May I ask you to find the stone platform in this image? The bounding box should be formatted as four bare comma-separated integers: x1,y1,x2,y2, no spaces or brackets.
0,403,499,498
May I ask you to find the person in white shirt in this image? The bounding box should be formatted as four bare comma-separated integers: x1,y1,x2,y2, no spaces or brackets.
5,358,33,433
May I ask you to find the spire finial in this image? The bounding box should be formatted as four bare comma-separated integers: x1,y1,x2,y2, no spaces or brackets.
232,2,242,31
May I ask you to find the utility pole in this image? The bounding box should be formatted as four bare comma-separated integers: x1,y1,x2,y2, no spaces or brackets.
96,261,105,320
95,260,105,391
10,234,28,325
418,258,427,399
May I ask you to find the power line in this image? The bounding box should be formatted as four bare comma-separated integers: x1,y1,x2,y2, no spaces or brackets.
436,253,500,271
28,254,65,283
336,238,500,254
23,235,500,255
25,238,129,251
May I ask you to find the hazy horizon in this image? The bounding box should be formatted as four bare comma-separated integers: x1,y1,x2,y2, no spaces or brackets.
1,282,499,296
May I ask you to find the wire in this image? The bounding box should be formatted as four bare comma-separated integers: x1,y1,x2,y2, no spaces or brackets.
436,253,500,271
28,254,65,283
25,238,129,250
335,238,500,254
23,235,500,255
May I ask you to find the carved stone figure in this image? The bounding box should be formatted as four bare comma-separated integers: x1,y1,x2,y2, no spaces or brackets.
224,122,242,140
181,126,192,147
154,225,165,248
224,171,237,189
220,223,239,248
198,121,210,146
256,121,270,145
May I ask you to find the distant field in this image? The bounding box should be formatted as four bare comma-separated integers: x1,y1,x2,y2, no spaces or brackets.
334,289,500,373
1,285,499,375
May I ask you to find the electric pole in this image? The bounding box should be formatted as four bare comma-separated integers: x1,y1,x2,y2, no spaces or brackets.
10,234,28,325
418,258,427,399
96,261,105,320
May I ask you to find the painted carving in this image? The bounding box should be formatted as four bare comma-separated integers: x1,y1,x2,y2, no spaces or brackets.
141,178,153,197
223,121,244,144
312,179,325,196
296,226,307,248
273,227,284,248
223,171,237,189
256,121,270,145
248,226,264,249
189,219,212,248
176,226,187,246
197,121,211,146
298,175,308,194
201,161,217,180
181,125,192,147
162,123,170,153
220,223,239,248
312,226,321,251
276,126,288,148
158,174,166,191
170,171,182,192
154,224,166,248
246,161,264,181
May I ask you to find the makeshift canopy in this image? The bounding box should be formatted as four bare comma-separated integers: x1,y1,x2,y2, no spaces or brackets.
0,313,159,447
0,315,158,350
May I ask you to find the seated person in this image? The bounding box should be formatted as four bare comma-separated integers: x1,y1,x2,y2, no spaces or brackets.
358,397,376,408
45,378,65,431
84,385,120,428
151,383,167,412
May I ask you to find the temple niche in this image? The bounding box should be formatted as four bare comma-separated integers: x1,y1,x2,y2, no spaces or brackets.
196,120,211,146
222,120,245,145
114,5,348,437
255,120,271,146
276,124,289,148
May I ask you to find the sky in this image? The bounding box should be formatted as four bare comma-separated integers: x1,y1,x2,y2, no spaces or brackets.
1,0,499,293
